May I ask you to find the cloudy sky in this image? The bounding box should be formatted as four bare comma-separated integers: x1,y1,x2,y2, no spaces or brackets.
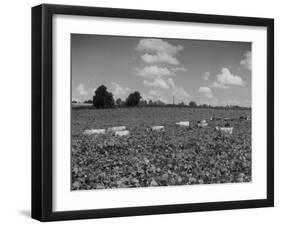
71,34,251,106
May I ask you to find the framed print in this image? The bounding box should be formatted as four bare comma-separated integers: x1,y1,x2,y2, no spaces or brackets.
31,4,274,222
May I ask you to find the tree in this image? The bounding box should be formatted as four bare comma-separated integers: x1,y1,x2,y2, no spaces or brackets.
84,99,93,104
188,101,197,108
93,85,115,108
116,98,122,106
126,91,141,107
178,101,186,106
140,99,147,106
200,104,209,108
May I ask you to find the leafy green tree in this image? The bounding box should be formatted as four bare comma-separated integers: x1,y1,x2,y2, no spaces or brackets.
93,85,115,108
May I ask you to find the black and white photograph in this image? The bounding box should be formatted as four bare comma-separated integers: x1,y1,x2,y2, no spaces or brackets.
71,34,252,190
29,2,275,222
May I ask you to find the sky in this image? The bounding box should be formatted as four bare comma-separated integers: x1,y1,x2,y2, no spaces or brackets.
71,34,251,107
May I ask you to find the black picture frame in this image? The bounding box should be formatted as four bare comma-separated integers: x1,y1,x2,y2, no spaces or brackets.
32,4,274,222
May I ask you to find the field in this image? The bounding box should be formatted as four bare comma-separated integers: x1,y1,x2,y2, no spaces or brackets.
71,107,251,190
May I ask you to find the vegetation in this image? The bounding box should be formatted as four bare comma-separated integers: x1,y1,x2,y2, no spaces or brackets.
92,85,115,108
126,91,141,107
71,107,251,190
72,85,250,110
188,101,197,108
84,99,93,104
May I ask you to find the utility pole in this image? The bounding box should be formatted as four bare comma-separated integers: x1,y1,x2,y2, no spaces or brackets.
173,95,175,105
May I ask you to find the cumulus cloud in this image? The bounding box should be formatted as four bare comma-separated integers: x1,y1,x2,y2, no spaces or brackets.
141,53,179,65
198,86,213,98
167,78,176,89
202,72,210,81
77,84,88,96
142,93,167,103
136,38,183,55
91,88,97,95
212,68,246,89
149,90,163,97
171,67,187,72
240,51,252,70
138,66,176,90
136,66,173,79
143,78,170,89
136,38,183,65
142,77,189,103
143,77,189,103
212,81,229,89
173,87,189,100
167,78,189,102
135,38,188,103
111,82,131,98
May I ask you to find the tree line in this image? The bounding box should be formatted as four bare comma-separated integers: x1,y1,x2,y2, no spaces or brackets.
72,85,250,110
89,85,141,108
